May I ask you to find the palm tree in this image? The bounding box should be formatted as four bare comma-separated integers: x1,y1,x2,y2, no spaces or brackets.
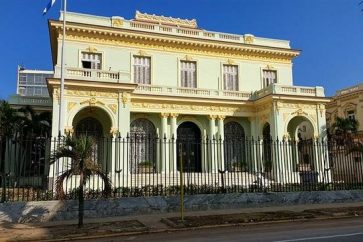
331,117,359,144
50,135,112,227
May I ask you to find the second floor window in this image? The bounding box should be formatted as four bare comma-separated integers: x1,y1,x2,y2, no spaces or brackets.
180,61,196,88
81,52,101,69
263,70,277,88
134,56,151,84
223,65,238,91
347,110,355,120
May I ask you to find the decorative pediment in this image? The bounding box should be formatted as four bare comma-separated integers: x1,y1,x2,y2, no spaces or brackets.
135,10,197,28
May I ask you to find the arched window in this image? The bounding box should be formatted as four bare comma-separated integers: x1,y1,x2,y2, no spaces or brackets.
130,119,157,173
224,122,245,171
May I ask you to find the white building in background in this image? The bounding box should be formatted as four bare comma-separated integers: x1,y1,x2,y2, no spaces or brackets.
9,66,53,111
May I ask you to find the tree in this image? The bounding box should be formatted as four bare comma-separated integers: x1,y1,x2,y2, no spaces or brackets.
50,135,112,227
19,105,51,138
331,117,359,144
0,100,22,137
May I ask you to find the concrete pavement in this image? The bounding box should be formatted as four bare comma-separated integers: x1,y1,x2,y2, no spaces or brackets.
1,201,363,241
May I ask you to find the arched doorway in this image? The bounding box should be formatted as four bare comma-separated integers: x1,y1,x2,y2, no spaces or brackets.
287,116,315,170
75,117,103,137
224,122,246,171
262,123,272,172
177,122,202,172
72,107,112,172
130,119,157,173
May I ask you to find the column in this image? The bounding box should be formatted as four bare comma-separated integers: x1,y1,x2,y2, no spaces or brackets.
208,115,216,172
160,113,169,173
170,113,178,172
217,116,225,171
116,92,131,187
248,117,258,172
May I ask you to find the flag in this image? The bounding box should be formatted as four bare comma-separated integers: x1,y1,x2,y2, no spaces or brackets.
43,0,56,15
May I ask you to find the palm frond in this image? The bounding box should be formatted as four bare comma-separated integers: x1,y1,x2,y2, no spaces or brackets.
55,168,76,199
94,169,112,198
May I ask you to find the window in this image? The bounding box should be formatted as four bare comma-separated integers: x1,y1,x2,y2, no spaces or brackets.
223,65,238,91
18,87,25,96
81,52,101,69
347,110,355,120
263,70,277,88
180,61,197,88
134,56,151,84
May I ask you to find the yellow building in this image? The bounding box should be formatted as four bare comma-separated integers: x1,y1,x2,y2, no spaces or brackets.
326,83,363,137
47,11,330,186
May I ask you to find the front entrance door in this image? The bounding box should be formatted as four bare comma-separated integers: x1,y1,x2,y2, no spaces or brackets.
177,122,201,172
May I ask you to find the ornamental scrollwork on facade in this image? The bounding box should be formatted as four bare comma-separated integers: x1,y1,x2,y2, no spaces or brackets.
132,102,244,115
110,127,119,136
63,32,293,64
121,92,131,105
160,113,170,118
244,34,254,44
64,126,74,135
67,102,77,112
111,18,123,28
108,104,117,114
80,97,105,106
170,113,179,118
65,89,118,98
290,108,308,116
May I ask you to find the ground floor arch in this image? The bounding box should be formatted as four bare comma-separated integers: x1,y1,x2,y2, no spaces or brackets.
224,121,246,171
287,116,315,171
72,107,113,172
72,106,113,137
129,118,157,173
177,121,202,172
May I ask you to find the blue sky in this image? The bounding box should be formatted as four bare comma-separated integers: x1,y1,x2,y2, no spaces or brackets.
0,0,362,99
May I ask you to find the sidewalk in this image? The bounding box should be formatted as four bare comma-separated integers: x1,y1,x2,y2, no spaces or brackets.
1,201,363,241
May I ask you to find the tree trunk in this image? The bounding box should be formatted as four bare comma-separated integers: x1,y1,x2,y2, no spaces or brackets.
78,159,84,228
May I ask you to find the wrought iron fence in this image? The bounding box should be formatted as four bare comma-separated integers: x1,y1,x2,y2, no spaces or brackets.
0,135,362,202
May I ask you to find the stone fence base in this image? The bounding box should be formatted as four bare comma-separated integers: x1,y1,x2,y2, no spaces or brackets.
1,190,363,223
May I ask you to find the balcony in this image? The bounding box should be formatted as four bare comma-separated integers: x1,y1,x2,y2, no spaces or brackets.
58,67,324,100
134,85,252,101
135,84,324,101
254,84,325,99
55,66,130,83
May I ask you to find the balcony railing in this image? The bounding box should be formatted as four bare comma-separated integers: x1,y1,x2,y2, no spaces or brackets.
134,85,253,100
57,67,324,100
61,12,292,49
254,84,324,99
55,67,130,83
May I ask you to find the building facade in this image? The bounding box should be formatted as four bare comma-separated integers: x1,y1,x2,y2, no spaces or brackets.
326,83,363,137
8,66,53,112
47,11,330,186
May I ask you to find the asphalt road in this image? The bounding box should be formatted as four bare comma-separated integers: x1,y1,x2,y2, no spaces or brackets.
79,217,363,242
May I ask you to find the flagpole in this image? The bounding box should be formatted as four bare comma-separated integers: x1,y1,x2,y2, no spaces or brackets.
58,0,66,136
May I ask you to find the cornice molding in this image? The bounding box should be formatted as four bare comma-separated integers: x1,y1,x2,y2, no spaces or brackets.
49,20,299,64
